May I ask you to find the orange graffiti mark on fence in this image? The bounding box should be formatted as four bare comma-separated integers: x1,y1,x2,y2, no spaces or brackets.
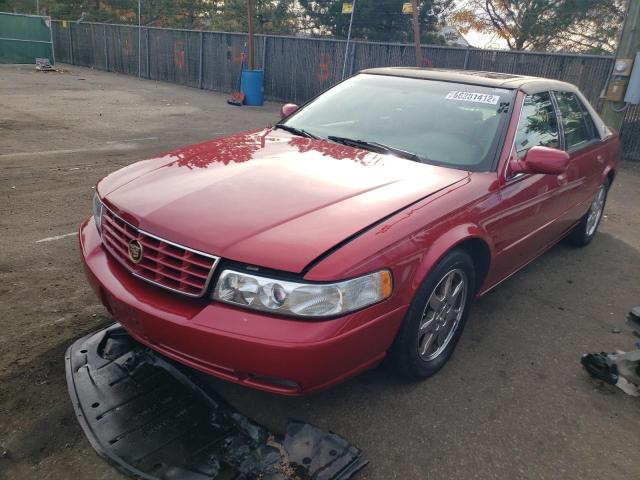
231,48,246,64
420,56,433,68
174,41,185,68
122,39,133,56
317,53,331,82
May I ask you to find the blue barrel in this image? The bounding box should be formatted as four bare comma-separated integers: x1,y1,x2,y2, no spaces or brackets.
240,69,265,106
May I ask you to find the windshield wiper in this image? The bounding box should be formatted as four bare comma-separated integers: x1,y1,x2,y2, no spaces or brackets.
273,124,319,139
327,136,421,162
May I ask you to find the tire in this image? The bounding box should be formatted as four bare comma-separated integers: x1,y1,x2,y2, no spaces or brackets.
566,178,610,247
389,248,476,380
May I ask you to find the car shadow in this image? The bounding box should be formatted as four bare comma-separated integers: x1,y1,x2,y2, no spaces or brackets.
3,235,639,480
199,231,640,443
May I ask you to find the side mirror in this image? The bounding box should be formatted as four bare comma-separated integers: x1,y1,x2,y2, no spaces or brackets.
280,103,299,119
510,146,570,176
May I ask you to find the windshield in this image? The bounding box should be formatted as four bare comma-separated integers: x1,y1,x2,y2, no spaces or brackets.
281,74,514,171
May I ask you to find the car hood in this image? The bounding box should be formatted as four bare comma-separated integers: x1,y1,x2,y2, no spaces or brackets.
99,130,469,273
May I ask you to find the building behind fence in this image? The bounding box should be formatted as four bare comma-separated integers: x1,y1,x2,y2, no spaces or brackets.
50,20,640,160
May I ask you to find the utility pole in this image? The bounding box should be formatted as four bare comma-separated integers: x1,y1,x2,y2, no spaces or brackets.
138,0,141,78
341,0,357,80
411,0,422,67
601,0,640,130
246,0,255,70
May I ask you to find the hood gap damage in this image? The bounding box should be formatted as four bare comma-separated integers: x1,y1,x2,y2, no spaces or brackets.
300,176,470,276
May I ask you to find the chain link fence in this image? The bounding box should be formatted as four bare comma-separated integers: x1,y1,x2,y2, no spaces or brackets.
51,20,639,160
1,12,54,64
621,108,640,160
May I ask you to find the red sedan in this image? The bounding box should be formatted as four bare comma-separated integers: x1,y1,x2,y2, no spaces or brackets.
80,68,620,395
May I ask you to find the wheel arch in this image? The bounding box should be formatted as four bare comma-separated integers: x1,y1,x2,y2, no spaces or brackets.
453,237,491,294
410,224,494,297
606,168,615,186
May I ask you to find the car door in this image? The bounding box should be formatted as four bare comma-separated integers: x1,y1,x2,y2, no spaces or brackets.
551,90,606,230
487,91,571,281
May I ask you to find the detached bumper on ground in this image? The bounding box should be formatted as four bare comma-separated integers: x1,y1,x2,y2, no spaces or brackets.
66,324,368,479
79,217,406,395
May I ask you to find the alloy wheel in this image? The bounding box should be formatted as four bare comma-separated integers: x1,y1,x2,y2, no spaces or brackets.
417,268,468,361
586,185,606,237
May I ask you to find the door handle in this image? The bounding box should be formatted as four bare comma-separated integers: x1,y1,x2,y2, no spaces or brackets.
597,154,604,164
557,173,568,185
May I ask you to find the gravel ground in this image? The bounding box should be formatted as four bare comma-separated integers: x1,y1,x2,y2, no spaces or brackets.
1,65,639,480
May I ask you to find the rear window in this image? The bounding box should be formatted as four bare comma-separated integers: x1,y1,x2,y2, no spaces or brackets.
283,74,514,171
554,91,599,150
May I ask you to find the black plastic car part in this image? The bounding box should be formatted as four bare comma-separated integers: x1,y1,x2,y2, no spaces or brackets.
581,352,619,385
65,324,368,480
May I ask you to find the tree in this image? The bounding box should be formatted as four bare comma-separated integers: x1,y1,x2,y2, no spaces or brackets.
4,0,301,31
298,0,455,43
1,0,41,14
209,0,299,34
452,0,624,53
31,0,142,23
140,0,211,29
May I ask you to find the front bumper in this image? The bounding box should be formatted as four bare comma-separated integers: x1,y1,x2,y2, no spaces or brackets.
79,217,407,395
66,324,368,478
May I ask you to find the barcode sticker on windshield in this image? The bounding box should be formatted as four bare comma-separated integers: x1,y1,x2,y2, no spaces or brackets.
446,91,500,105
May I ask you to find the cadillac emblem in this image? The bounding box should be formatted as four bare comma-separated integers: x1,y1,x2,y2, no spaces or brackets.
127,239,143,264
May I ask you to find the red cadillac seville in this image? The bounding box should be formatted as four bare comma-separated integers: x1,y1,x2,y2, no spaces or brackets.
80,68,620,395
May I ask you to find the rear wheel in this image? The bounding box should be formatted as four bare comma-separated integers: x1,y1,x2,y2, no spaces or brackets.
390,249,475,379
566,179,610,247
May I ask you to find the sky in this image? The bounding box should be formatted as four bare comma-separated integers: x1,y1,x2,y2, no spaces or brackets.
450,0,509,50
464,29,508,49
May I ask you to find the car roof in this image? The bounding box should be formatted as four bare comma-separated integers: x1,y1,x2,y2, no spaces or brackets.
360,67,576,93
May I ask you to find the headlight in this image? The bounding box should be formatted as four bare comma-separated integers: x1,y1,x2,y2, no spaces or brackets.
213,269,392,318
93,192,103,233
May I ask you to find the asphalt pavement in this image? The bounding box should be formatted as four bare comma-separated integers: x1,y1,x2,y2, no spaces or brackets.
1,65,639,480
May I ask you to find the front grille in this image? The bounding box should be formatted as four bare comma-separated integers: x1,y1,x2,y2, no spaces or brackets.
100,207,219,297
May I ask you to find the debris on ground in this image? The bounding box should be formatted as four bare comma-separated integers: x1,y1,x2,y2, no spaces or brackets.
582,349,640,397
66,324,367,480
35,58,56,72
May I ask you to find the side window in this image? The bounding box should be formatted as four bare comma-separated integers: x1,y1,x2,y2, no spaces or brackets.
554,91,598,150
579,100,599,140
514,92,560,159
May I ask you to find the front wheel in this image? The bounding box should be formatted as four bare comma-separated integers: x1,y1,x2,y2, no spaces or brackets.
566,179,610,247
389,249,475,379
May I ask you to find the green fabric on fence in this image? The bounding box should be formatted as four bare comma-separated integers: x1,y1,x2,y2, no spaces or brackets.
0,13,53,64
